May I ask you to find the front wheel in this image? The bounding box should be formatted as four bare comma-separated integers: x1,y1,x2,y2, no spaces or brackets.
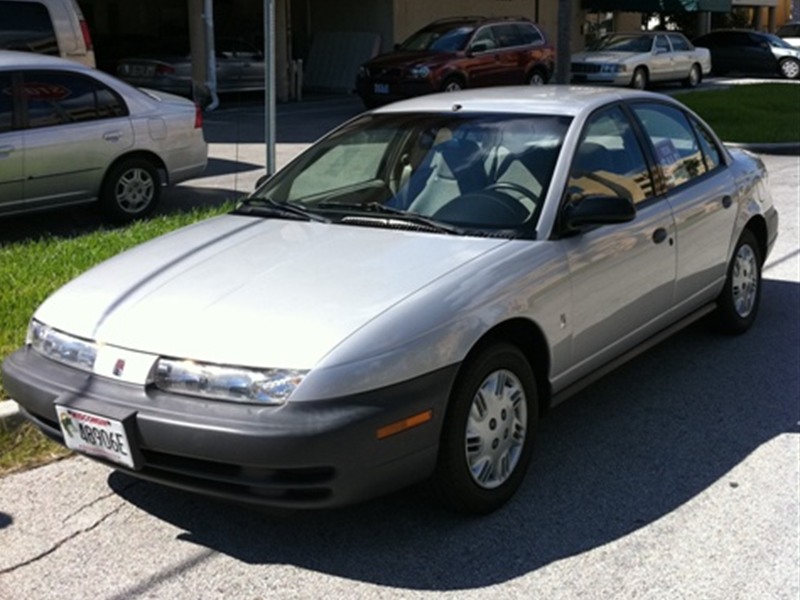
431,343,538,514
441,77,464,93
630,67,648,90
779,58,800,80
101,158,160,223
712,229,762,334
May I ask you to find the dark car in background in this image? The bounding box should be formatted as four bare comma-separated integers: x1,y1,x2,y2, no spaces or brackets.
693,29,800,79
355,16,555,108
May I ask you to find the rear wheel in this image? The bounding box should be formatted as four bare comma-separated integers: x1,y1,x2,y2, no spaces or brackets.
101,157,160,223
431,343,538,514
779,58,800,79
682,63,702,88
630,67,648,90
713,229,762,334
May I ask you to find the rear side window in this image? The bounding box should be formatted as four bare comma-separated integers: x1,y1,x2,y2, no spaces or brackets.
0,1,59,56
22,72,127,128
668,34,691,51
632,104,708,191
517,24,544,45
0,74,14,133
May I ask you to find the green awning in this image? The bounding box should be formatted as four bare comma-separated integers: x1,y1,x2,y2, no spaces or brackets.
582,0,731,11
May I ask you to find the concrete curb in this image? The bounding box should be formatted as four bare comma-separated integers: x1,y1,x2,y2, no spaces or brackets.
0,400,23,430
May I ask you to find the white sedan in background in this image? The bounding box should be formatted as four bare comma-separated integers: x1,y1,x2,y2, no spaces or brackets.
571,32,712,89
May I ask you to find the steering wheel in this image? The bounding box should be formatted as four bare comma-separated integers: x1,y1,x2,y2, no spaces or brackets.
483,181,538,204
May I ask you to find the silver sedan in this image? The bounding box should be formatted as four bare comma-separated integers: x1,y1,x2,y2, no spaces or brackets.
0,50,207,222
571,32,712,89
2,86,778,514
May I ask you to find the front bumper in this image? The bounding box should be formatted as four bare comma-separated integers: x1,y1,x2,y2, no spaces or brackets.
570,71,630,86
2,347,457,508
355,78,438,104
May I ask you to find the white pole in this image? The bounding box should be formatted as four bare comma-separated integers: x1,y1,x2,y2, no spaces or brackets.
264,0,276,176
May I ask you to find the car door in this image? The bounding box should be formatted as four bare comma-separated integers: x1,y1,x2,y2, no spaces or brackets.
630,102,738,308
648,34,674,82
743,33,779,74
465,25,515,87
559,105,676,376
667,34,693,80
0,71,24,211
20,70,133,210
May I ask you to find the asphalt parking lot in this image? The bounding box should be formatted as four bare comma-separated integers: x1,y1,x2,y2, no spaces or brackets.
0,82,798,599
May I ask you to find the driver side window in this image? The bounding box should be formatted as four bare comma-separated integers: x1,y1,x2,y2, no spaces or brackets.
567,106,654,205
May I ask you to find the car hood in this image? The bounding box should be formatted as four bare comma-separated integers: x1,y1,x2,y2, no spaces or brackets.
34,215,507,369
571,51,638,63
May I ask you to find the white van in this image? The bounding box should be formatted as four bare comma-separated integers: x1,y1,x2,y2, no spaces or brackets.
0,0,95,67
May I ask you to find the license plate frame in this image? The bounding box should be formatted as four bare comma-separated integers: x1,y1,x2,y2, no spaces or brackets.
55,405,140,469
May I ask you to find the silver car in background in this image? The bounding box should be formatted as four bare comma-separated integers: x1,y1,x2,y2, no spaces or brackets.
116,38,265,98
3,86,778,514
0,50,207,222
571,31,712,89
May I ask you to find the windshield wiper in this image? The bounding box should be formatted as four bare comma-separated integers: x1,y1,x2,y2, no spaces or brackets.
235,198,331,223
323,201,466,235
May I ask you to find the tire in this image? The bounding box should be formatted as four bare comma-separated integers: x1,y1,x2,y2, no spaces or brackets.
101,157,160,223
779,58,800,80
527,69,547,86
630,67,648,90
713,229,762,334
682,63,702,88
441,77,464,93
431,343,538,514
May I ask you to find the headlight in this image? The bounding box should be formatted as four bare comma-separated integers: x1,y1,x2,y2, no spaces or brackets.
600,64,625,73
27,320,98,372
154,358,307,405
409,65,431,78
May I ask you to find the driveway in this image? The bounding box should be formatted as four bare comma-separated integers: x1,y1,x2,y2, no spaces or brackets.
0,150,797,599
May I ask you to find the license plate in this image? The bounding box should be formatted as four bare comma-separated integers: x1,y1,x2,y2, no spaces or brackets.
374,83,390,94
131,65,155,77
55,405,136,469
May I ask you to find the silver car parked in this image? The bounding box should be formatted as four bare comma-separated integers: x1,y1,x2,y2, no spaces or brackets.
2,86,778,514
571,32,712,89
0,50,207,222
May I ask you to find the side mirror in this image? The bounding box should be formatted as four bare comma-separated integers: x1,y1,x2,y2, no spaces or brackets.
561,194,636,232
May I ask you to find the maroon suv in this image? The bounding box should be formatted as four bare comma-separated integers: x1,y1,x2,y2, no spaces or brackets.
356,16,555,108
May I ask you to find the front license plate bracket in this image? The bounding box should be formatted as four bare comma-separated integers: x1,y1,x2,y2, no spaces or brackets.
55,403,143,470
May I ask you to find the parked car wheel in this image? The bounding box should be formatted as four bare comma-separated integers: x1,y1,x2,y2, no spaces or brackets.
101,157,161,223
779,57,800,79
431,343,538,514
527,68,547,85
630,66,648,90
713,229,762,334
682,63,702,88
441,76,465,92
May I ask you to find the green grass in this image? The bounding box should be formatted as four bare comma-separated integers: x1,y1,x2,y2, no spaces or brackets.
0,420,71,476
676,83,800,144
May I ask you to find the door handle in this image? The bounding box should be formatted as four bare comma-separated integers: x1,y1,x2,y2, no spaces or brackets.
722,195,733,209
103,131,122,142
652,227,668,244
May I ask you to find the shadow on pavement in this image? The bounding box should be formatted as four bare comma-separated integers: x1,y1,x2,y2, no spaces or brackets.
109,279,799,592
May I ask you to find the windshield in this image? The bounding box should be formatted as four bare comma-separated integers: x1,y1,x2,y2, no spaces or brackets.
764,33,795,49
247,112,571,237
590,34,654,53
400,25,474,52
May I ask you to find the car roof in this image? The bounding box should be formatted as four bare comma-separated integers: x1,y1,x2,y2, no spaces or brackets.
372,85,667,118
0,49,91,71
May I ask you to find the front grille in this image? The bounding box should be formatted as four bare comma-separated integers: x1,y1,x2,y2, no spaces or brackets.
572,63,602,74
